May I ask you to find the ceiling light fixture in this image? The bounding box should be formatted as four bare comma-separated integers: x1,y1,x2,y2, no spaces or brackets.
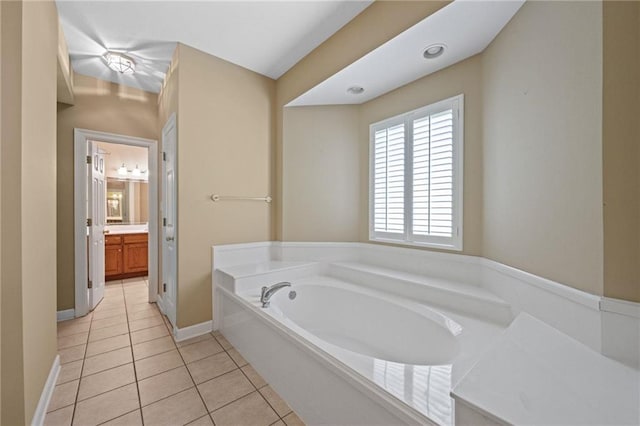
347,86,364,95
423,44,445,59
104,51,136,74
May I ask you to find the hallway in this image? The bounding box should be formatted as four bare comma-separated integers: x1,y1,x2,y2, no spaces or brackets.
46,278,303,426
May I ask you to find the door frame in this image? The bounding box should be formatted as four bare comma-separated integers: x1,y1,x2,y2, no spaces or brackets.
74,128,158,317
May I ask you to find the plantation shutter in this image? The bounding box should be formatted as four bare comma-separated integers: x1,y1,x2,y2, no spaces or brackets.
373,123,405,234
412,109,454,238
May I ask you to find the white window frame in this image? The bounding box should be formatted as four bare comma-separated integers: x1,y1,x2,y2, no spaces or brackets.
368,94,464,251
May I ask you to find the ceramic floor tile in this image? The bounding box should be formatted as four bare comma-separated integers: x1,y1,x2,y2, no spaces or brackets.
77,363,136,401
101,409,142,426
57,359,83,385
130,324,169,344
90,315,127,330
134,349,184,380
187,415,214,426
271,421,285,426
212,333,233,350
259,386,292,417
83,346,133,376
210,391,278,426
44,405,74,426
187,351,237,384
132,336,175,360
138,366,194,406
197,369,254,412
141,387,207,426
282,412,305,426
48,380,79,412
91,307,127,320
129,315,164,332
72,383,139,426
127,308,161,322
88,322,129,342
175,334,214,348
57,321,91,337
241,364,267,389
227,348,248,367
178,339,223,364
57,332,89,349
59,344,86,364
127,303,156,314
85,333,130,357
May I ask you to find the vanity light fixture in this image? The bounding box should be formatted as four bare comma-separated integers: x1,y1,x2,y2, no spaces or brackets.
117,163,128,176
104,51,136,74
132,164,142,177
347,86,365,95
423,44,445,59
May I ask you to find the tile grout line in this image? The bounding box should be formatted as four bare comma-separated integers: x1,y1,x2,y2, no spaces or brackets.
123,279,145,426
210,332,287,422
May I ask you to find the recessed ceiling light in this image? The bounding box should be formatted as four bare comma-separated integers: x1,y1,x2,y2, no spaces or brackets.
347,86,364,95
104,51,136,74
423,44,445,59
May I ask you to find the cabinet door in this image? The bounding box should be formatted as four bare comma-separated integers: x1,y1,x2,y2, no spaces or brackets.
105,245,122,278
123,242,148,274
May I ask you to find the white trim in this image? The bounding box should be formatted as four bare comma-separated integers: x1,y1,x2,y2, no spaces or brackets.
74,129,159,317
56,309,75,322
601,297,640,318
173,320,213,342
31,355,60,426
481,257,602,311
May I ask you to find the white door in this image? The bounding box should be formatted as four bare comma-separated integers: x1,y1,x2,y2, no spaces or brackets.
88,141,106,310
161,114,177,326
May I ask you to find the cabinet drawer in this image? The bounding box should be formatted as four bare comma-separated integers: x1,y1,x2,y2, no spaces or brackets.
123,233,148,244
105,235,122,245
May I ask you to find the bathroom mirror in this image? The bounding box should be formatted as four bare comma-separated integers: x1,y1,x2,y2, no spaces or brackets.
106,178,149,224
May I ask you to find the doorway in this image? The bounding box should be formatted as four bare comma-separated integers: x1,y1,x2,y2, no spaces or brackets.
74,129,158,317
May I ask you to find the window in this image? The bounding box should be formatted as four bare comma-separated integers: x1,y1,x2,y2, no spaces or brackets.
369,94,463,250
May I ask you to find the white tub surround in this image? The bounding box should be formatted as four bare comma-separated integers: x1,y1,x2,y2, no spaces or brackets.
451,313,640,426
212,242,640,425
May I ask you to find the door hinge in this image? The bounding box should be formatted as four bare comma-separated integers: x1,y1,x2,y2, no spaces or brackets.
88,280,93,289
87,218,92,226
163,283,167,292
162,152,167,161
163,218,167,227
86,155,92,164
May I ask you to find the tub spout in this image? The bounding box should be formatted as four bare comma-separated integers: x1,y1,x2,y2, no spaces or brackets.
260,282,291,308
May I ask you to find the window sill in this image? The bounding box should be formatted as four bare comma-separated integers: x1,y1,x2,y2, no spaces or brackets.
368,237,463,252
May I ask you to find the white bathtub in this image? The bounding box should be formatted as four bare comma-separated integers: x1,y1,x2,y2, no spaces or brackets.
216,272,504,425
268,279,462,366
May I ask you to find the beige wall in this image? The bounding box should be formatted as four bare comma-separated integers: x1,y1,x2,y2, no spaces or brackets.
57,74,158,310
359,55,484,255
602,1,640,302
1,0,58,423
169,44,275,328
275,1,449,239
482,1,604,295
282,106,360,241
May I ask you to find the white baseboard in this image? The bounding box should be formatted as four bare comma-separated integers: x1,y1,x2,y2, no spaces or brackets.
56,309,75,322
31,355,60,426
173,320,213,342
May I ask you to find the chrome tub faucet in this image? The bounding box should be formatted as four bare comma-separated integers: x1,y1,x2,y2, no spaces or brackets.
260,282,291,307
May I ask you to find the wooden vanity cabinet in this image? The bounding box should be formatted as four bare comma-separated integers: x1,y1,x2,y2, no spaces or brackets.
105,233,148,280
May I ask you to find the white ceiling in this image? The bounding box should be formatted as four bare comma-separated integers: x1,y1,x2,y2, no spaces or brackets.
288,0,525,106
56,1,372,93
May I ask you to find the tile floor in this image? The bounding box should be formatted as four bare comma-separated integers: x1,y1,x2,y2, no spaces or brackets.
46,277,305,426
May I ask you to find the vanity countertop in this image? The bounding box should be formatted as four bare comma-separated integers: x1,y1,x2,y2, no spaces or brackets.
105,225,148,234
